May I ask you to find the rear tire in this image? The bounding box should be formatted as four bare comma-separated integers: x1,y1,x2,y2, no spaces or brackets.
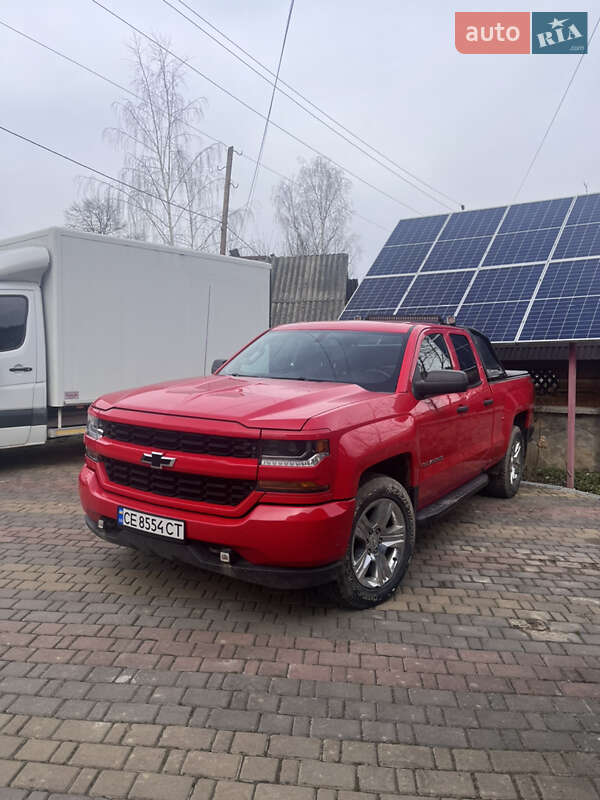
486,426,524,499
330,474,415,609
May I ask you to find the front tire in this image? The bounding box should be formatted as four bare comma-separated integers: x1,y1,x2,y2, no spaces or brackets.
486,426,524,498
331,474,415,609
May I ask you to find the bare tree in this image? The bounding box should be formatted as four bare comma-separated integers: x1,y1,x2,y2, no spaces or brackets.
106,35,223,250
273,156,357,259
64,185,125,236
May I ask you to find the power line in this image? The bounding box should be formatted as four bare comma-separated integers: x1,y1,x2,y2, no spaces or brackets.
514,15,599,200
0,17,389,234
166,0,460,209
160,0,457,211
90,0,422,215
0,123,261,254
245,0,294,218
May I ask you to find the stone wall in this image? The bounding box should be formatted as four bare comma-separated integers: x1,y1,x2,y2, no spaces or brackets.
526,406,600,472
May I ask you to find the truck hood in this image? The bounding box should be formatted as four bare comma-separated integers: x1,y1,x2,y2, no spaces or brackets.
95,375,371,430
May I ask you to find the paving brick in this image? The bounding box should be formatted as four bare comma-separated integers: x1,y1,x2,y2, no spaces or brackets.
213,781,255,800
299,760,356,790
207,709,259,732
231,732,267,755
70,742,129,769
416,768,477,797
341,741,377,765
53,720,111,743
182,750,241,779
269,735,320,759
90,768,136,798
12,762,79,792
129,772,195,800
356,764,396,792
476,772,518,799
15,737,60,761
239,755,279,782
378,743,434,769
125,746,166,772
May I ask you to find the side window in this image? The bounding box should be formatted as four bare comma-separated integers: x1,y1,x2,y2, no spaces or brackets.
415,333,452,378
0,296,28,352
450,333,480,386
470,331,505,380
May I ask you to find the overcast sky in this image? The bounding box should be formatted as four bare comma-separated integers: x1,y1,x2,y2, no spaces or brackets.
1,1,598,277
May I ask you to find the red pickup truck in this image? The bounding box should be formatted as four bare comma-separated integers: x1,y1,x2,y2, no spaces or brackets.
80,320,534,608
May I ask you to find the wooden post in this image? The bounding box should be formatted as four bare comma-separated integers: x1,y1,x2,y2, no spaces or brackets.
220,146,234,256
566,342,577,489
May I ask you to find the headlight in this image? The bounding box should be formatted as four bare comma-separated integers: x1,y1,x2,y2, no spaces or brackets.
86,410,104,440
260,439,329,467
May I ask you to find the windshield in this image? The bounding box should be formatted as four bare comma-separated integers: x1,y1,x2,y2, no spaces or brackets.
221,329,409,393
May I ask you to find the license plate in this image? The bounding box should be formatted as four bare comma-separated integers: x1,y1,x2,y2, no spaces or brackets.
118,507,185,540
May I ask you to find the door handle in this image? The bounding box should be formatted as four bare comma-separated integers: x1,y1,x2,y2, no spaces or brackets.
483,398,494,407
9,364,32,373
457,405,469,414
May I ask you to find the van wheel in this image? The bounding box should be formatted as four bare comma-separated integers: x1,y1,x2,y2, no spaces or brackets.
330,474,415,609
486,426,524,499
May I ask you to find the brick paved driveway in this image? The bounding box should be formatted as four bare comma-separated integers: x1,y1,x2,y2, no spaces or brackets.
0,440,599,800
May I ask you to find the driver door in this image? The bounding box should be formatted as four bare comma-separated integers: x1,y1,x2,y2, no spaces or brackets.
411,331,467,509
0,291,37,447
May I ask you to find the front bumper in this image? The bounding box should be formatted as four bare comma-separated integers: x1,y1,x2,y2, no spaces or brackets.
79,465,354,588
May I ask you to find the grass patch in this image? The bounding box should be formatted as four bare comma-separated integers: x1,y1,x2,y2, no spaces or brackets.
524,466,600,495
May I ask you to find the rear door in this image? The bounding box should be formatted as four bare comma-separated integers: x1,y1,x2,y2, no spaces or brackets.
448,332,494,476
411,330,466,507
0,291,36,447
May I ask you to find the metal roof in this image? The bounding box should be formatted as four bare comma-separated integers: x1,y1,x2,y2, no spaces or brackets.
495,341,600,361
270,253,349,326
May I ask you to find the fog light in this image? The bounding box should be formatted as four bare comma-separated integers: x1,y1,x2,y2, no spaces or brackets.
85,446,99,462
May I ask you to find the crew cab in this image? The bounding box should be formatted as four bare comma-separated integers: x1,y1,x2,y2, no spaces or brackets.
79,320,534,608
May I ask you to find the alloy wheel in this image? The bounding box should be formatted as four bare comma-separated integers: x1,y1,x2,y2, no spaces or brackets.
351,498,406,589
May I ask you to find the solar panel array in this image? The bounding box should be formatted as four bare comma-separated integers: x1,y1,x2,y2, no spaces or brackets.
341,193,600,342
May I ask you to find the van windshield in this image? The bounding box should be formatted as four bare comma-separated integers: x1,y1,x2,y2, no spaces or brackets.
220,329,409,393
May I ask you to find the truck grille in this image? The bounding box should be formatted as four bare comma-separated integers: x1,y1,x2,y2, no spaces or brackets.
101,420,258,459
103,458,255,506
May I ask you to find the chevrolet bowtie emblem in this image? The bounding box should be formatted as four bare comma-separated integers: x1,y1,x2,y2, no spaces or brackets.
141,451,176,469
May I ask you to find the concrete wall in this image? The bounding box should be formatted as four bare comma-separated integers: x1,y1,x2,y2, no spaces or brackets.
526,406,600,472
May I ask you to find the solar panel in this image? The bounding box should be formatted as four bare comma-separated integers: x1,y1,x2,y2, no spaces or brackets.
568,194,600,225
537,258,600,299
421,236,491,271
385,214,448,246
520,296,600,340
403,270,475,307
343,275,414,316
553,223,600,259
484,228,559,266
464,264,544,304
457,302,529,342
369,242,430,276
499,198,571,233
342,192,600,342
440,207,504,240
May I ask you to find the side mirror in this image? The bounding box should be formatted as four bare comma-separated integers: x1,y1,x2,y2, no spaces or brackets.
414,369,468,399
211,358,227,374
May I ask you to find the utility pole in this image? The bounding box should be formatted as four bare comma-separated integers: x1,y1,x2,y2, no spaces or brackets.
220,145,234,255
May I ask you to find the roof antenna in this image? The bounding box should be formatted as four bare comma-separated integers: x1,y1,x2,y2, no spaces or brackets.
583,181,589,194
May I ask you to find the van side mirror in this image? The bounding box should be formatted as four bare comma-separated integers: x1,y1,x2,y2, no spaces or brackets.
211,358,227,374
413,369,468,399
